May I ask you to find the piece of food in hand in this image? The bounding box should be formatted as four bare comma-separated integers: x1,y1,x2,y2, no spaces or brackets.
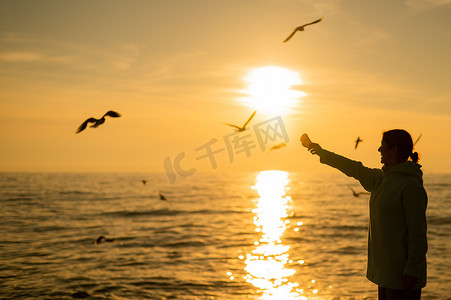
300,133,313,148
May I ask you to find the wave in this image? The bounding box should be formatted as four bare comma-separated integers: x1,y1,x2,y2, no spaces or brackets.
425,183,451,187
338,224,368,231
129,277,174,287
428,216,451,226
327,245,365,255
163,240,207,248
31,225,67,233
101,208,250,218
2,195,43,202
57,190,96,196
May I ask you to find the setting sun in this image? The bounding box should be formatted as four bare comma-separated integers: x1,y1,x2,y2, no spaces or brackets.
240,66,305,115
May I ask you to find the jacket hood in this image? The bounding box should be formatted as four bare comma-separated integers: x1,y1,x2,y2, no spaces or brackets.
384,161,423,183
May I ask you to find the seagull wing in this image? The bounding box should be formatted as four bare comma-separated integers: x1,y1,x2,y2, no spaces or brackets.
76,118,97,134
159,192,167,201
355,137,362,149
224,123,242,130
348,186,358,195
242,110,257,128
270,143,287,150
104,110,121,118
413,133,422,147
95,236,105,245
303,17,324,27
283,29,298,42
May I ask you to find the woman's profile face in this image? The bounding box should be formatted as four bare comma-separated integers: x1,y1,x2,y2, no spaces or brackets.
378,140,396,166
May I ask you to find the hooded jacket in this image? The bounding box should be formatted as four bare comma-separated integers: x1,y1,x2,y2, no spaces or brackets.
319,149,428,290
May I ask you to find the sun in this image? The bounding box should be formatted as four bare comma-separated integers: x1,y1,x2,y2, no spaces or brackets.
240,66,305,114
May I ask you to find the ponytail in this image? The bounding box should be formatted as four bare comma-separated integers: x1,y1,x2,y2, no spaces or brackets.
409,152,419,163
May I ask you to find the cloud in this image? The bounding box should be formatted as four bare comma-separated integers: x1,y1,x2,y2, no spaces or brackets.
0,51,74,63
405,0,451,10
301,67,451,116
0,52,44,62
305,69,415,104
347,28,395,50
283,0,344,16
110,43,140,70
0,33,74,63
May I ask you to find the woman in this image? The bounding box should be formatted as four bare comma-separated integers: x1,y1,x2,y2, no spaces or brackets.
300,129,427,300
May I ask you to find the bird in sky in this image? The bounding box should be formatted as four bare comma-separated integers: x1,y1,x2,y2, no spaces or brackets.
355,137,362,149
270,142,287,150
95,236,117,245
283,17,324,43
76,110,121,134
142,180,147,185
348,186,370,197
224,110,256,132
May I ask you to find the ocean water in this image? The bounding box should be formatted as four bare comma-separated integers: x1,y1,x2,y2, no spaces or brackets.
0,171,450,300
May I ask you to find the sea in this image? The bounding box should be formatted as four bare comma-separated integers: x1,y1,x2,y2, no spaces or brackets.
1,171,450,300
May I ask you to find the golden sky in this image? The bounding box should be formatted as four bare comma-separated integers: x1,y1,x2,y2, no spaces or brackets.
1,0,450,174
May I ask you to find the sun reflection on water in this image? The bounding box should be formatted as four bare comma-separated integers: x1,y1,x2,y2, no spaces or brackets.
243,170,307,300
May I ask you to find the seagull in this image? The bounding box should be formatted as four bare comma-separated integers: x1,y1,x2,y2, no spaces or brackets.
355,137,362,149
224,111,256,132
283,17,324,43
76,110,121,134
158,191,167,201
270,142,287,150
348,186,370,197
95,235,117,245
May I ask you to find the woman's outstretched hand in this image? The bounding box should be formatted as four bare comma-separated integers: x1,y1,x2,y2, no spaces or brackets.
300,133,323,156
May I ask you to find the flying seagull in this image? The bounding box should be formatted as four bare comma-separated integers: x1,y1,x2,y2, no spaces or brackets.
95,236,117,245
283,17,324,43
348,186,370,197
158,191,167,201
270,142,287,150
355,137,362,149
224,110,256,132
76,110,121,134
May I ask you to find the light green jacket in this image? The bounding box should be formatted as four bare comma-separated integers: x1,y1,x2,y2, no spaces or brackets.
319,149,428,289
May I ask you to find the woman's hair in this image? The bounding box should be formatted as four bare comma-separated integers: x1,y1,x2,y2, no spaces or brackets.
382,129,419,163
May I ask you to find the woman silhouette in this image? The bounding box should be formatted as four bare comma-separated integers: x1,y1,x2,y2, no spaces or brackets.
301,129,427,300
